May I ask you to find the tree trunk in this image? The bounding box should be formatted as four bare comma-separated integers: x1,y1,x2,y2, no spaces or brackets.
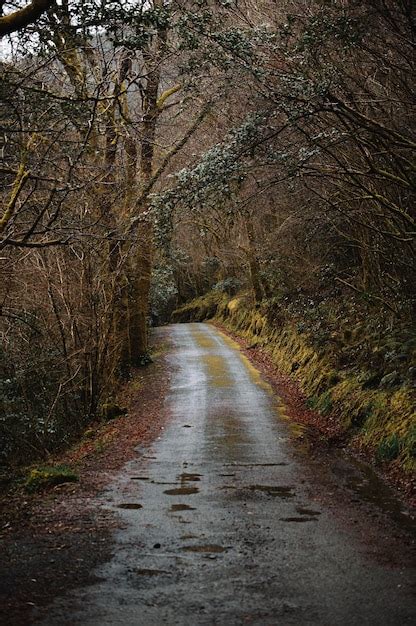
245,215,264,303
128,220,153,364
127,41,161,364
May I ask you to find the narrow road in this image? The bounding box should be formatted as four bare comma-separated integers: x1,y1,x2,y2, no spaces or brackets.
41,323,415,625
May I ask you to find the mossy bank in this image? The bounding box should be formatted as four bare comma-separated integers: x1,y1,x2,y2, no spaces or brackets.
172,292,416,480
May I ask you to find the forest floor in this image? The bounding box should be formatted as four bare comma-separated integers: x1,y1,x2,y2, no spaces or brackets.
0,323,415,625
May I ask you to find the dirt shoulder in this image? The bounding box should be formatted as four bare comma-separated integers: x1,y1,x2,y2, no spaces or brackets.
0,328,173,625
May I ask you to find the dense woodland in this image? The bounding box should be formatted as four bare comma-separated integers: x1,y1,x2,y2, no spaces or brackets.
0,1,415,471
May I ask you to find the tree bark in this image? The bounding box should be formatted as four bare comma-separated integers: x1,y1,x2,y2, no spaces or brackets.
0,0,53,37
128,61,159,364
245,214,265,303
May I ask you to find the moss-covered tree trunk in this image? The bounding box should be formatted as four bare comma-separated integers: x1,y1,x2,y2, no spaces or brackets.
128,37,161,364
245,214,265,303
128,219,153,364
105,53,137,375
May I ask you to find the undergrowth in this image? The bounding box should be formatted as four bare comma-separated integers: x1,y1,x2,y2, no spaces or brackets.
24,465,79,493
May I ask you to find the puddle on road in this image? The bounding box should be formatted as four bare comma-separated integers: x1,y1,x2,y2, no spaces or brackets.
223,463,287,467
134,569,170,577
181,534,198,540
164,487,199,496
178,473,202,482
296,506,321,516
151,481,178,485
170,504,196,512
322,452,416,534
291,427,415,534
248,485,295,498
280,517,318,523
117,503,143,510
130,476,149,481
343,456,415,533
182,544,226,553
207,411,252,464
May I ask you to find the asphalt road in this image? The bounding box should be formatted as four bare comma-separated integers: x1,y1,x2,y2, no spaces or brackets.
41,323,415,625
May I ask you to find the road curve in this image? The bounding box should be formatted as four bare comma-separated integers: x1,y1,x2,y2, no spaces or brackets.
41,323,415,625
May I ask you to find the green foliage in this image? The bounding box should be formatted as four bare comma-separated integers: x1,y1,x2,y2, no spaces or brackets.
295,10,363,55
212,277,242,296
376,435,401,463
150,265,178,323
152,112,269,248
109,5,171,49
24,465,78,493
316,390,333,416
405,426,416,460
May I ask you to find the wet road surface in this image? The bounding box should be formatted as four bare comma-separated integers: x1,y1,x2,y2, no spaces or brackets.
41,323,415,625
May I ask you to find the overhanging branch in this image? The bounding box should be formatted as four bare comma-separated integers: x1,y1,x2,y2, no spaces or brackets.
0,0,54,37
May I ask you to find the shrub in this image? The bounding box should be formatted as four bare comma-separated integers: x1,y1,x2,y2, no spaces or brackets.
212,277,242,296
24,465,79,493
